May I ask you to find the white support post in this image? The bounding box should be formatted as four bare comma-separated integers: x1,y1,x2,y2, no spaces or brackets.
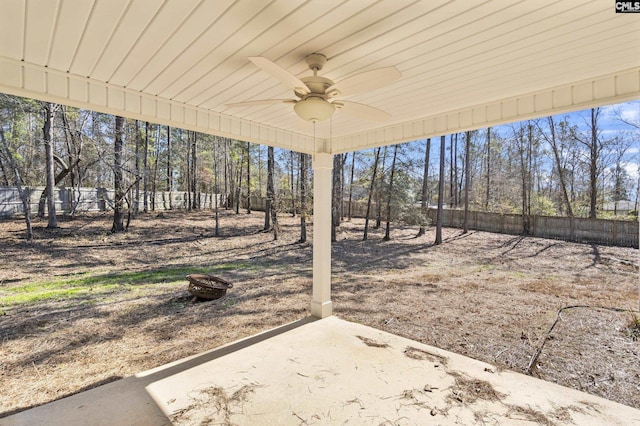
311,152,333,318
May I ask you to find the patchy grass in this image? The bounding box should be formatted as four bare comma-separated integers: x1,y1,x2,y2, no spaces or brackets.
0,263,249,306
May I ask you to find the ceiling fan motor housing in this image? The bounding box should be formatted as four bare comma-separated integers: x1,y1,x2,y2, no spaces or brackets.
294,74,338,122
305,53,327,71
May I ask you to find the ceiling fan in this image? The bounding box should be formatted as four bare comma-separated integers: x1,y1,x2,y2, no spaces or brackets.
226,53,401,123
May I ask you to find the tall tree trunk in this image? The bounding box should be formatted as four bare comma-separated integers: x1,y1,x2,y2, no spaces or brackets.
191,131,198,209
267,146,279,240
383,144,399,241
485,127,491,211
375,146,387,229
143,122,149,213
363,147,381,241
347,151,355,221
449,134,454,208
186,131,192,210
213,138,220,237
436,135,446,245
246,141,251,214
263,146,270,230
61,107,77,214
340,154,347,221
166,126,172,209
463,131,471,234
290,150,296,217
331,153,343,242
527,123,533,220
589,108,598,219
235,151,242,214
299,152,308,243
151,125,159,211
454,132,459,207
111,116,125,233
224,138,229,209
517,124,532,234
417,138,431,237
0,129,32,240
134,120,141,213
43,103,58,228
0,149,9,186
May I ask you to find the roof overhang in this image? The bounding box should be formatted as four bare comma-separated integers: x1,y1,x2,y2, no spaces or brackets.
1,0,639,154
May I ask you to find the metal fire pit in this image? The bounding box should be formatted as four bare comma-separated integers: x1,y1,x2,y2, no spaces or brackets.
186,274,233,300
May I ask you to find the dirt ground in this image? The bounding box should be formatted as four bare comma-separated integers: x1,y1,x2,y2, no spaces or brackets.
0,210,639,417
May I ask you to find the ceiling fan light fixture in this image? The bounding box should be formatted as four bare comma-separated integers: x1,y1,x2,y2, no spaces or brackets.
294,97,335,122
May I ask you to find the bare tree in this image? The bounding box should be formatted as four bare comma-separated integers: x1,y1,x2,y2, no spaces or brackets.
111,116,125,233
290,150,296,217
42,102,58,228
143,122,149,213
417,138,431,237
191,131,198,209
513,122,534,234
363,147,381,241
134,121,141,213
246,141,251,214
59,107,85,215
463,131,471,234
573,108,606,218
610,136,633,214
151,125,159,211
213,137,220,236
435,135,446,245
449,133,455,208
298,152,308,243
267,146,279,240
347,151,356,221
485,128,491,210
263,147,271,232
0,128,33,240
538,117,574,217
383,144,399,241
166,126,172,209
331,153,343,242
375,146,388,229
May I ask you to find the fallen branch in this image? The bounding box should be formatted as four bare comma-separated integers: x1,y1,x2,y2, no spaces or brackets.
526,305,639,375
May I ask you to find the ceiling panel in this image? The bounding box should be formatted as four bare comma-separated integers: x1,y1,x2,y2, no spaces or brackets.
0,0,25,59
47,0,95,70
107,0,202,87
0,0,638,154
23,0,58,64
68,0,130,77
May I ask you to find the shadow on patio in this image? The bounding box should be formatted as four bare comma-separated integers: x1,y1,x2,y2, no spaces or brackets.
3,316,639,425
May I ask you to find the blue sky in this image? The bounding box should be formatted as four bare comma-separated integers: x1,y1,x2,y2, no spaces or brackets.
564,101,639,180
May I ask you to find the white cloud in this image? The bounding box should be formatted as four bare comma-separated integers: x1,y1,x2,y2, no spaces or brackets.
623,162,639,180
610,101,639,125
620,108,639,123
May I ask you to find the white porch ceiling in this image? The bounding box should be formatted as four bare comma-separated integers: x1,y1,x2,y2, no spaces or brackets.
1,0,639,154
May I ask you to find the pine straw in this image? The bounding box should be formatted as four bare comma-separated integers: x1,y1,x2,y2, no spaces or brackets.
169,383,262,426
1,210,638,417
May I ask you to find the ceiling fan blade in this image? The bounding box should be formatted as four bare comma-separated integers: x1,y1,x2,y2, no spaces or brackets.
337,101,391,122
226,99,295,108
328,66,401,97
249,57,310,94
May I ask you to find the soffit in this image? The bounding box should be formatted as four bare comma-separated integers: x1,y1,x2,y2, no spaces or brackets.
0,0,638,154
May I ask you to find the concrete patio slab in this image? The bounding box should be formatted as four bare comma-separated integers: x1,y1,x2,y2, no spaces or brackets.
2,316,639,425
